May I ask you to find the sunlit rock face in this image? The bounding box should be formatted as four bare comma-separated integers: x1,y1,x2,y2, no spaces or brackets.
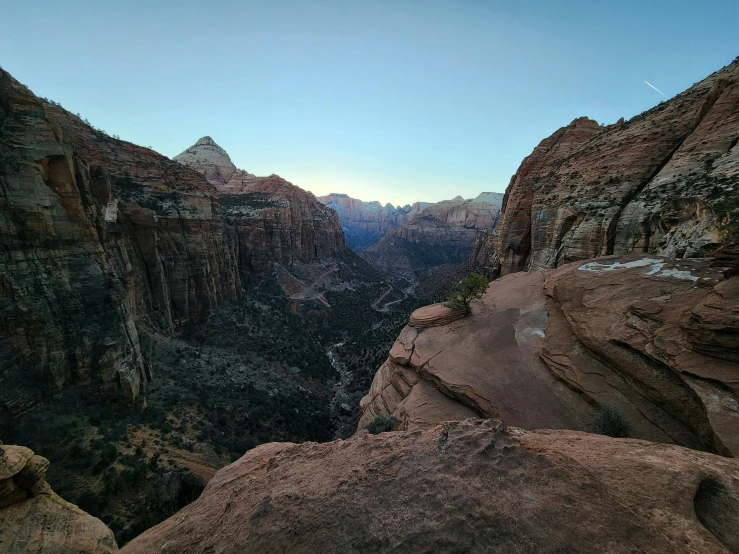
472,58,739,275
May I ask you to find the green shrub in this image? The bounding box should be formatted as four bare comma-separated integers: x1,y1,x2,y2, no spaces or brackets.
443,273,489,314
365,416,397,434
595,404,629,438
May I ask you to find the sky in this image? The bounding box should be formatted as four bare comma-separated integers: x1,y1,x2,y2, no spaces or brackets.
1,1,737,206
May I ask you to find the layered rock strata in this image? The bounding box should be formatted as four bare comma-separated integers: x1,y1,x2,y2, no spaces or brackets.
122,418,739,554
363,194,503,277
317,193,428,251
359,254,739,457
0,442,117,553
0,69,241,417
175,138,345,273
472,58,739,275
407,304,465,328
0,71,347,419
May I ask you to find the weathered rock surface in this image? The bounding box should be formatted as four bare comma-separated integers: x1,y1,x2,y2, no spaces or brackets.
0,69,242,421
359,254,739,457
363,194,503,277
407,303,465,328
121,418,739,554
317,193,428,251
0,442,117,553
176,138,345,272
472,58,739,275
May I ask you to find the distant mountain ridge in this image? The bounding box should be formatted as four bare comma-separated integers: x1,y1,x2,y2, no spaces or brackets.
358,193,504,278
317,193,430,251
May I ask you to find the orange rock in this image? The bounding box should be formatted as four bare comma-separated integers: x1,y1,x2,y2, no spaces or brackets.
360,254,739,457
473,58,739,275
120,419,739,554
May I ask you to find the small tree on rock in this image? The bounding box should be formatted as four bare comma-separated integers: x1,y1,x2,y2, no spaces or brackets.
443,274,488,315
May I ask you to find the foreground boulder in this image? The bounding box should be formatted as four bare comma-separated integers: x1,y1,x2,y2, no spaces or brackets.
121,419,738,553
359,253,739,456
0,443,117,553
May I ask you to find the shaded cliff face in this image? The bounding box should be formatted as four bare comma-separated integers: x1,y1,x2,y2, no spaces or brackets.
359,254,739,457
472,58,739,275
362,194,503,278
176,138,345,272
121,419,739,554
317,193,429,251
0,442,118,553
0,70,240,421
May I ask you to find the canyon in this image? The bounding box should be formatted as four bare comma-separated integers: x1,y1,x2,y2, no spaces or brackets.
317,193,429,251
320,192,503,278
0,68,399,546
2,54,739,553
360,193,503,278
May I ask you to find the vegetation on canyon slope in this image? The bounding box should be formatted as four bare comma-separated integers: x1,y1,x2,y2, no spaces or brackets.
3,249,411,545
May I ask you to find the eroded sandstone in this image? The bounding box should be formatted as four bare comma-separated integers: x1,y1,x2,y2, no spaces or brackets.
359,254,739,457
0,442,117,553
473,58,739,275
121,418,739,554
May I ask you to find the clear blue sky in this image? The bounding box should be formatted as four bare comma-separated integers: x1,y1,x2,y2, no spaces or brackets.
1,1,737,206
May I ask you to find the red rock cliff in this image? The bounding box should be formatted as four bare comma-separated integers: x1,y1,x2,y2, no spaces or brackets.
0,70,240,419
176,138,345,272
473,58,739,275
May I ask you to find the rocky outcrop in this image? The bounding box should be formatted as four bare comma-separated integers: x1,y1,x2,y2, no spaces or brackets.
176,138,345,272
359,254,739,457
407,304,465,328
0,69,243,421
0,442,117,553
121,418,739,554
317,193,428,251
363,194,503,277
472,58,739,275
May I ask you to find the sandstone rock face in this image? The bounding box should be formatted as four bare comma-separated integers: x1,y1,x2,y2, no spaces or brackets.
0,443,117,553
121,419,739,554
363,194,503,277
0,69,243,419
317,193,428,251
359,254,739,457
176,138,345,272
407,303,465,328
472,58,739,275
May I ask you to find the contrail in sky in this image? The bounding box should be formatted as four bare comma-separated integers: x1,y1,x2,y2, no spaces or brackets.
644,80,667,97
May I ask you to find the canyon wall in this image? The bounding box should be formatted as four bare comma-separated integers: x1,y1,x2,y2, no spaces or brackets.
0,69,239,421
176,138,345,272
362,193,503,277
472,58,739,275
0,71,345,427
317,193,429,251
